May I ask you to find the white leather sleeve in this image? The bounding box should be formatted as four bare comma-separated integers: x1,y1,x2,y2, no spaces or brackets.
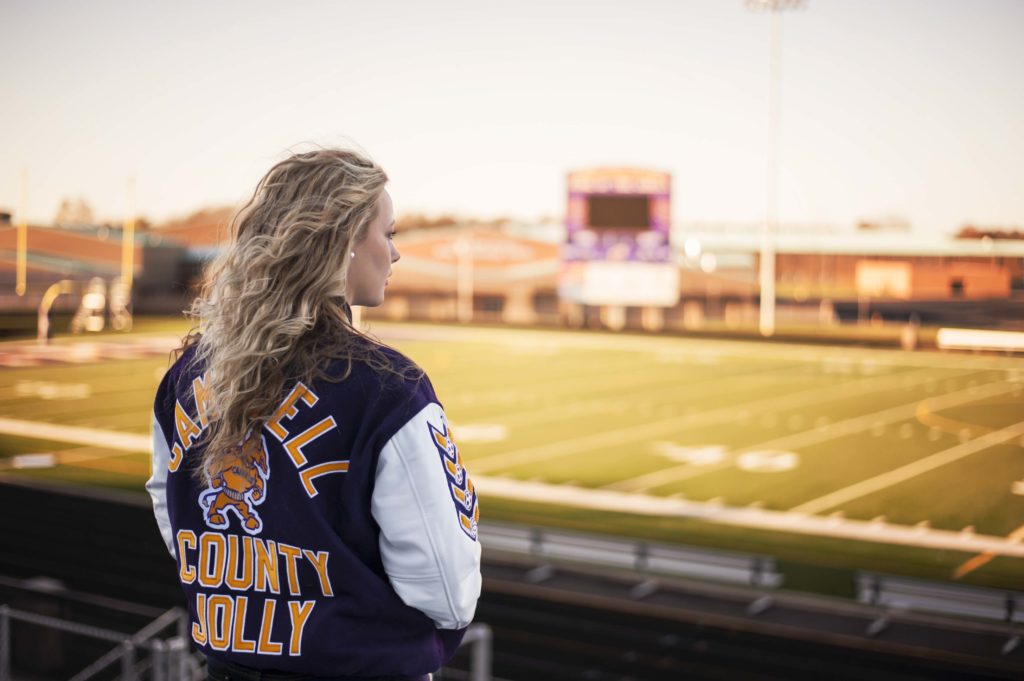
146,412,176,558
371,402,482,629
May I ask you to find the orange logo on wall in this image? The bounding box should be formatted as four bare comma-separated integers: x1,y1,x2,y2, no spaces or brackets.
199,433,270,535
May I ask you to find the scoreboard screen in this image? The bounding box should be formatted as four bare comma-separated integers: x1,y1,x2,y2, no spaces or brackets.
561,167,677,307
587,195,650,230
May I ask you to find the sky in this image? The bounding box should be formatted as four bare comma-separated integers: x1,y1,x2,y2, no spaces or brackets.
1,0,1022,234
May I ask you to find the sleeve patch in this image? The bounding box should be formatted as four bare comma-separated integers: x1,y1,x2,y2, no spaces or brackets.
427,418,479,542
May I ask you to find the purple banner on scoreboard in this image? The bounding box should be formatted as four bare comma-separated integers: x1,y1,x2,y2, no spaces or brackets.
562,225,672,263
563,176,672,264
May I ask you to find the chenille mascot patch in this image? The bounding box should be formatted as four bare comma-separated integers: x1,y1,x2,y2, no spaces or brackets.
199,433,270,535
428,419,479,541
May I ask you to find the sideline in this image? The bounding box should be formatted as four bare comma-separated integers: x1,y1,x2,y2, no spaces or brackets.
0,416,149,452
369,322,1024,372
954,523,1024,580
2,415,1022,561
474,476,1024,559
0,336,180,367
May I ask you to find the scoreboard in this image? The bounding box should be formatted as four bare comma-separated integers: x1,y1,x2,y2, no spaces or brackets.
560,168,678,307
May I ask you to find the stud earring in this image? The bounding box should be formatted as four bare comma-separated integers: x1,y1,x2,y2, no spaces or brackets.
350,252,356,258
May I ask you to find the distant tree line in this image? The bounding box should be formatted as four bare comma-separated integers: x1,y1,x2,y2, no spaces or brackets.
395,213,514,231
955,225,1024,240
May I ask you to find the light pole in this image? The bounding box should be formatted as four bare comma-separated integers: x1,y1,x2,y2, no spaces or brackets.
122,177,136,292
16,168,28,297
747,0,805,337
455,233,474,323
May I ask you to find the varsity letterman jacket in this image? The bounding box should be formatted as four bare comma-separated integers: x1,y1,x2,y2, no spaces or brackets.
145,344,481,676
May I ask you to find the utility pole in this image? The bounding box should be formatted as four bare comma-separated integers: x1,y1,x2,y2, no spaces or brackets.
16,168,28,296
122,177,136,292
455,233,474,323
747,0,805,337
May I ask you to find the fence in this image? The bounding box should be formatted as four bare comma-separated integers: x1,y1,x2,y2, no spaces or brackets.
0,602,492,681
856,572,1022,654
0,603,196,681
481,521,783,588
857,572,1023,624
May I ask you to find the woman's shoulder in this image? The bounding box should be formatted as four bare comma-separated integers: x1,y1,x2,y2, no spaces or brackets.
154,342,203,415
374,343,424,378
327,339,432,396
161,342,200,387
314,342,437,434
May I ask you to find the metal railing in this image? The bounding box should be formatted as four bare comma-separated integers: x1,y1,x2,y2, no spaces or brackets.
455,623,493,681
481,521,783,588
856,571,1023,654
857,572,1023,624
0,602,491,681
0,603,199,681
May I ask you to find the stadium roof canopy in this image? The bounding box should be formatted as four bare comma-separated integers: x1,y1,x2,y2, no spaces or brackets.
681,229,1024,257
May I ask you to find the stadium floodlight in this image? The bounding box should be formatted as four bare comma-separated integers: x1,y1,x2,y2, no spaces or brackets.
746,0,805,10
684,238,702,260
746,0,805,337
699,253,718,274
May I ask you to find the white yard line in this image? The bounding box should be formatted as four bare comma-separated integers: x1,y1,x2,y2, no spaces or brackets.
609,379,1019,492
0,417,149,452
0,336,180,369
485,362,798,429
3,411,1021,560
790,418,1024,515
472,365,966,474
475,475,1024,558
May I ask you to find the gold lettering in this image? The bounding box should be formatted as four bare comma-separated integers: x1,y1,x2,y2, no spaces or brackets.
302,549,333,597
254,538,280,594
192,374,211,428
288,601,316,656
231,596,256,653
277,543,303,596
176,530,196,583
257,598,283,655
207,594,233,651
283,416,337,467
174,400,201,449
266,383,318,441
299,461,350,498
169,443,183,473
226,535,254,591
192,593,207,645
199,532,226,588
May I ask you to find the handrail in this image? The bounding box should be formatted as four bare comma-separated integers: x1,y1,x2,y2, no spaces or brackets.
482,520,783,588
459,623,493,681
0,603,491,681
0,605,127,643
857,572,1023,624
0,603,192,681
131,607,189,646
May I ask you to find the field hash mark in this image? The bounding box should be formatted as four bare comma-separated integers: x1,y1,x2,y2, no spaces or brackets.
791,418,1024,515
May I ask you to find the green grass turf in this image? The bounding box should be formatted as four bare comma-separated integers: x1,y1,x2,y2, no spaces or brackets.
1,318,1023,596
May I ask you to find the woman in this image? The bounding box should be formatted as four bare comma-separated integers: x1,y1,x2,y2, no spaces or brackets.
146,148,482,680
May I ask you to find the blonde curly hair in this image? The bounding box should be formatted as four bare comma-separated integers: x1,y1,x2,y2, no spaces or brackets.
178,148,410,478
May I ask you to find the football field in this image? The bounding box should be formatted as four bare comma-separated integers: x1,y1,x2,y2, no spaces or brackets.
2,318,1023,595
